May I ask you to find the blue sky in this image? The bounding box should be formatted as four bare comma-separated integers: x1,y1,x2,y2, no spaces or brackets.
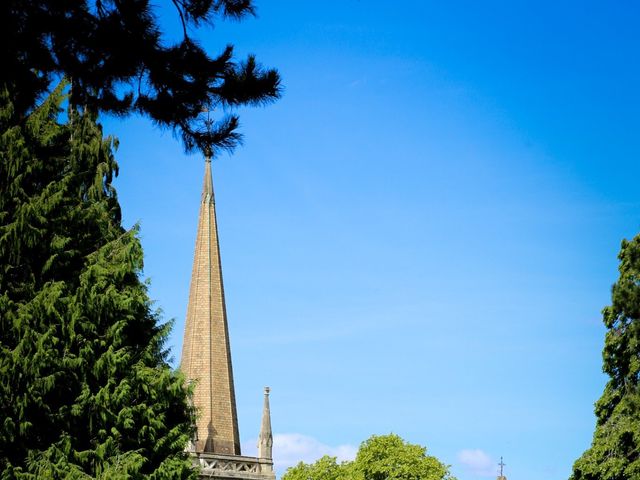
103,2,640,479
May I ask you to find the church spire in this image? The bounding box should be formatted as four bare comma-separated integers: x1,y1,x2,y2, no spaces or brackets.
180,157,240,455
258,387,273,460
497,457,507,480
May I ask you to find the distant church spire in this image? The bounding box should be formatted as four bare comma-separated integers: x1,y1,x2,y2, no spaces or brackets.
258,387,273,460
180,156,240,455
497,457,507,480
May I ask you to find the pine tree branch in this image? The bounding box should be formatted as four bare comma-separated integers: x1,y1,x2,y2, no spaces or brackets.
171,0,189,39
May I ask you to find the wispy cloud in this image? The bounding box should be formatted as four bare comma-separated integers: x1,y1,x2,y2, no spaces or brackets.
457,449,496,477
243,433,357,474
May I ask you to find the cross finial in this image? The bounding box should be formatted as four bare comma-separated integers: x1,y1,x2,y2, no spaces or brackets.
498,457,506,476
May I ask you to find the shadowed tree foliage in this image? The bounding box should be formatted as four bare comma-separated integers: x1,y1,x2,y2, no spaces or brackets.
0,84,196,478
571,235,640,480
0,1,278,477
282,434,455,480
0,0,280,154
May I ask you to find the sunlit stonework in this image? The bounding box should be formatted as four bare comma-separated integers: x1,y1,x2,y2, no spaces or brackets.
180,157,275,479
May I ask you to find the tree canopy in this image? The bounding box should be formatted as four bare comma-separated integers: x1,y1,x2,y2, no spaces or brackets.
282,434,455,480
0,1,279,477
1,0,281,154
571,235,640,480
0,84,196,478
283,455,351,480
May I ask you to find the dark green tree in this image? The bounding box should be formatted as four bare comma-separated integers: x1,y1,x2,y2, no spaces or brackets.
571,236,640,480
282,434,455,480
0,84,196,478
1,0,280,153
0,1,279,476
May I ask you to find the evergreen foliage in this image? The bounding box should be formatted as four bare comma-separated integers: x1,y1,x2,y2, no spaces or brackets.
1,0,280,154
282,434,455,480
571,235,640,480
0,84,196,479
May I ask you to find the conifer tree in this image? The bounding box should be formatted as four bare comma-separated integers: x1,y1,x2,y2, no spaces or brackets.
571,236,640,480
0,84,196,478
1,0,280,153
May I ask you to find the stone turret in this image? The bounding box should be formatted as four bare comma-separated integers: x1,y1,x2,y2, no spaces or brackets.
258,387,273,461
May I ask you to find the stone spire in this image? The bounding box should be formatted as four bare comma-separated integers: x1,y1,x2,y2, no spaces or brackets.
258,387,273,460
180,156,240,455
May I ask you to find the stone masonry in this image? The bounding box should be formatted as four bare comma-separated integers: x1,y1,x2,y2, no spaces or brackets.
180,157,240,455
180,157,274,480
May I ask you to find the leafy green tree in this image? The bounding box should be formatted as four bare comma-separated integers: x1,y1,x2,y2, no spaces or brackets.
353,434,453,480
283,455,351,480
0,84,196,478
282,434,455,480
571,236,640,480
1,0,280,153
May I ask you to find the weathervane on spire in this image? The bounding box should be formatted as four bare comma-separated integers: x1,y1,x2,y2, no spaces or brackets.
202,104,214,160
